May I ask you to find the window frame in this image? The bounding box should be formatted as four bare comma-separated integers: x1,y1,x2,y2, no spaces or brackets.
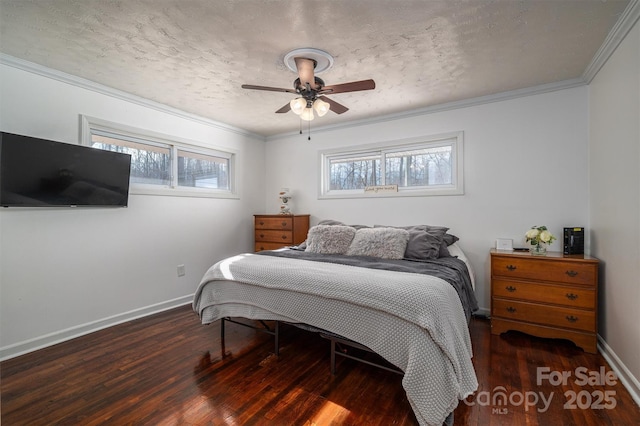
319,131,464,199
81,115,238,199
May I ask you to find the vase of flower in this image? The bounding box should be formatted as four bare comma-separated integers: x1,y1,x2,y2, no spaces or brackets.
525,225,556,256
529,243,547,256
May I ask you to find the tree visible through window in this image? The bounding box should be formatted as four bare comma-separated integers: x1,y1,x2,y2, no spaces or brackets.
329,154,380,190
178,149,229,189
82,116,235,197
91,135,171,186
321,133,463,197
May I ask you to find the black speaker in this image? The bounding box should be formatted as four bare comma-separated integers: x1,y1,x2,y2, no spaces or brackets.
564,227,584,255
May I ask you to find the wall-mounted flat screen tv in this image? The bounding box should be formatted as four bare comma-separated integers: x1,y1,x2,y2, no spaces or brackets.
0,132,131,207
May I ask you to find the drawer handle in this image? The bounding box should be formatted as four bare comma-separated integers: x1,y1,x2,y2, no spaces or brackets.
259,234,265,238
566,315,578,323
281,222,288,227
506,306,516,313
506,265,517,271
259,221,264,226
566,293,578,300
566,270,578,277
282,235,287,240
505,286,517,292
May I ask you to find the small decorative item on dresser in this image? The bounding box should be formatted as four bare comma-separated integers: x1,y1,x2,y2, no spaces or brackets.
525,225,556,256
279,188,292,215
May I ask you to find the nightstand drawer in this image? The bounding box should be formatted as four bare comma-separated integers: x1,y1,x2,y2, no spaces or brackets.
492,278,595,309
492,299,595,332
255,230,293,243
255,217,293,230
492,257,597,286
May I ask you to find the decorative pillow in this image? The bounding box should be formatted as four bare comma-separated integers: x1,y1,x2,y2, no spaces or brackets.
442,233,459,246
304,225,356,254
318,219,370,230
439,233,459,257
375,224,449,260
346,227,410,259
318,219,345,226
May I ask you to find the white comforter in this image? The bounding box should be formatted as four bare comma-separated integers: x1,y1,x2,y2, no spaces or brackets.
193,253,478,426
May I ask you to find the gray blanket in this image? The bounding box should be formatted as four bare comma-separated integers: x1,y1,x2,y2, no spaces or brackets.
193,253,478,426
257,248,478,321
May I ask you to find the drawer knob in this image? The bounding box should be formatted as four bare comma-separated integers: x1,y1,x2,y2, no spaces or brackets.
566,293,578,300
259,221,264,226
506,265,517,271
281,222,288,227
506,306,516,313
505,286,517,292
566,315,578,323
565,270,578,277
260,234,265,238
282,235,287,240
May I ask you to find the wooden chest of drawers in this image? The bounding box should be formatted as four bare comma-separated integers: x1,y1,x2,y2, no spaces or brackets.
254,214,310,252
490,249,599,353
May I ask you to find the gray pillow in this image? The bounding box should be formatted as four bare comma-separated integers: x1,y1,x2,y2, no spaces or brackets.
318,219,345,226
346,227,410,259
305,225,356,254
442,233,459,246
375,224,449,260
318,219,370,230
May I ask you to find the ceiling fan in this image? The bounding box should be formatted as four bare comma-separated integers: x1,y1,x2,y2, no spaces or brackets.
241,48,375,121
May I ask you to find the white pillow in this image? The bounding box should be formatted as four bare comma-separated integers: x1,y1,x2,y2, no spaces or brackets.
305,225,356,254
346,227,410,259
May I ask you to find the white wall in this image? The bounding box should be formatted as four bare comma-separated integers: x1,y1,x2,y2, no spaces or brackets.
589,19,640,398
0,63,266,358
265,87,590,313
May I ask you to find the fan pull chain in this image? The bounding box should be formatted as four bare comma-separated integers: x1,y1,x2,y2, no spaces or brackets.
308,120,311,141
299,118,302,135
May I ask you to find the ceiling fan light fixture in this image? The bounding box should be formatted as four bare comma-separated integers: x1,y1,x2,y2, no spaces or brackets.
290,97,306,115
300,107,314,121
313,98,330,117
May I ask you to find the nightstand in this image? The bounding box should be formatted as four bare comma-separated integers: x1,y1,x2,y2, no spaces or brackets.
254,214,310,252
490,249,599,353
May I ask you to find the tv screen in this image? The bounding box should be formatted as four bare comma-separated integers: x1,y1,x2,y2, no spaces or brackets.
0,132,131,207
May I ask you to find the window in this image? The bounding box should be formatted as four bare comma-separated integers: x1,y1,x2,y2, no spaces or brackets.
320,132,463,198
81,116,236,198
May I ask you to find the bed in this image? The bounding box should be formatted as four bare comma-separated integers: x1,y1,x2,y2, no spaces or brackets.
193,223,479,426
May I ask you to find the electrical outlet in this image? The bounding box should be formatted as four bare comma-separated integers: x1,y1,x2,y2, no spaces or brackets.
177,264,186,277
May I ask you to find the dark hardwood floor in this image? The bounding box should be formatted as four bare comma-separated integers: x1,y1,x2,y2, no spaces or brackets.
2,305,639,425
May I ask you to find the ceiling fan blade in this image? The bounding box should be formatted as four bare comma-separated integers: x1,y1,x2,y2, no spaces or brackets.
320,79,376,95
275,103,291,113
319,96,349,114
294,57,316,89
241,84,297,94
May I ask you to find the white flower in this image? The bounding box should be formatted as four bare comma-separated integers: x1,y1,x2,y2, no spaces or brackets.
525,229,540,239
539,230,553,243
525,225,556,246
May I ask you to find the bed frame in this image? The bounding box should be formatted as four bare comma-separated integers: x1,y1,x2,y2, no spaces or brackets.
219,317,454,426
219,317,402,375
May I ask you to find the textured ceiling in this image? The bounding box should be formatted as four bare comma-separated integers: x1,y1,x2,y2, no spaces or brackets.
0,0,631,137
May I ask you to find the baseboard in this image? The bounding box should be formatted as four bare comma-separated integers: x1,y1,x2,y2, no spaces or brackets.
598,334,640,407
475,307,490,318
0,295,193,361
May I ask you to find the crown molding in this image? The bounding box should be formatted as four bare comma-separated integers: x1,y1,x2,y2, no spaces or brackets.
0,53,264,140
5,0,637,144
583,0,640,83
267,77,587,141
